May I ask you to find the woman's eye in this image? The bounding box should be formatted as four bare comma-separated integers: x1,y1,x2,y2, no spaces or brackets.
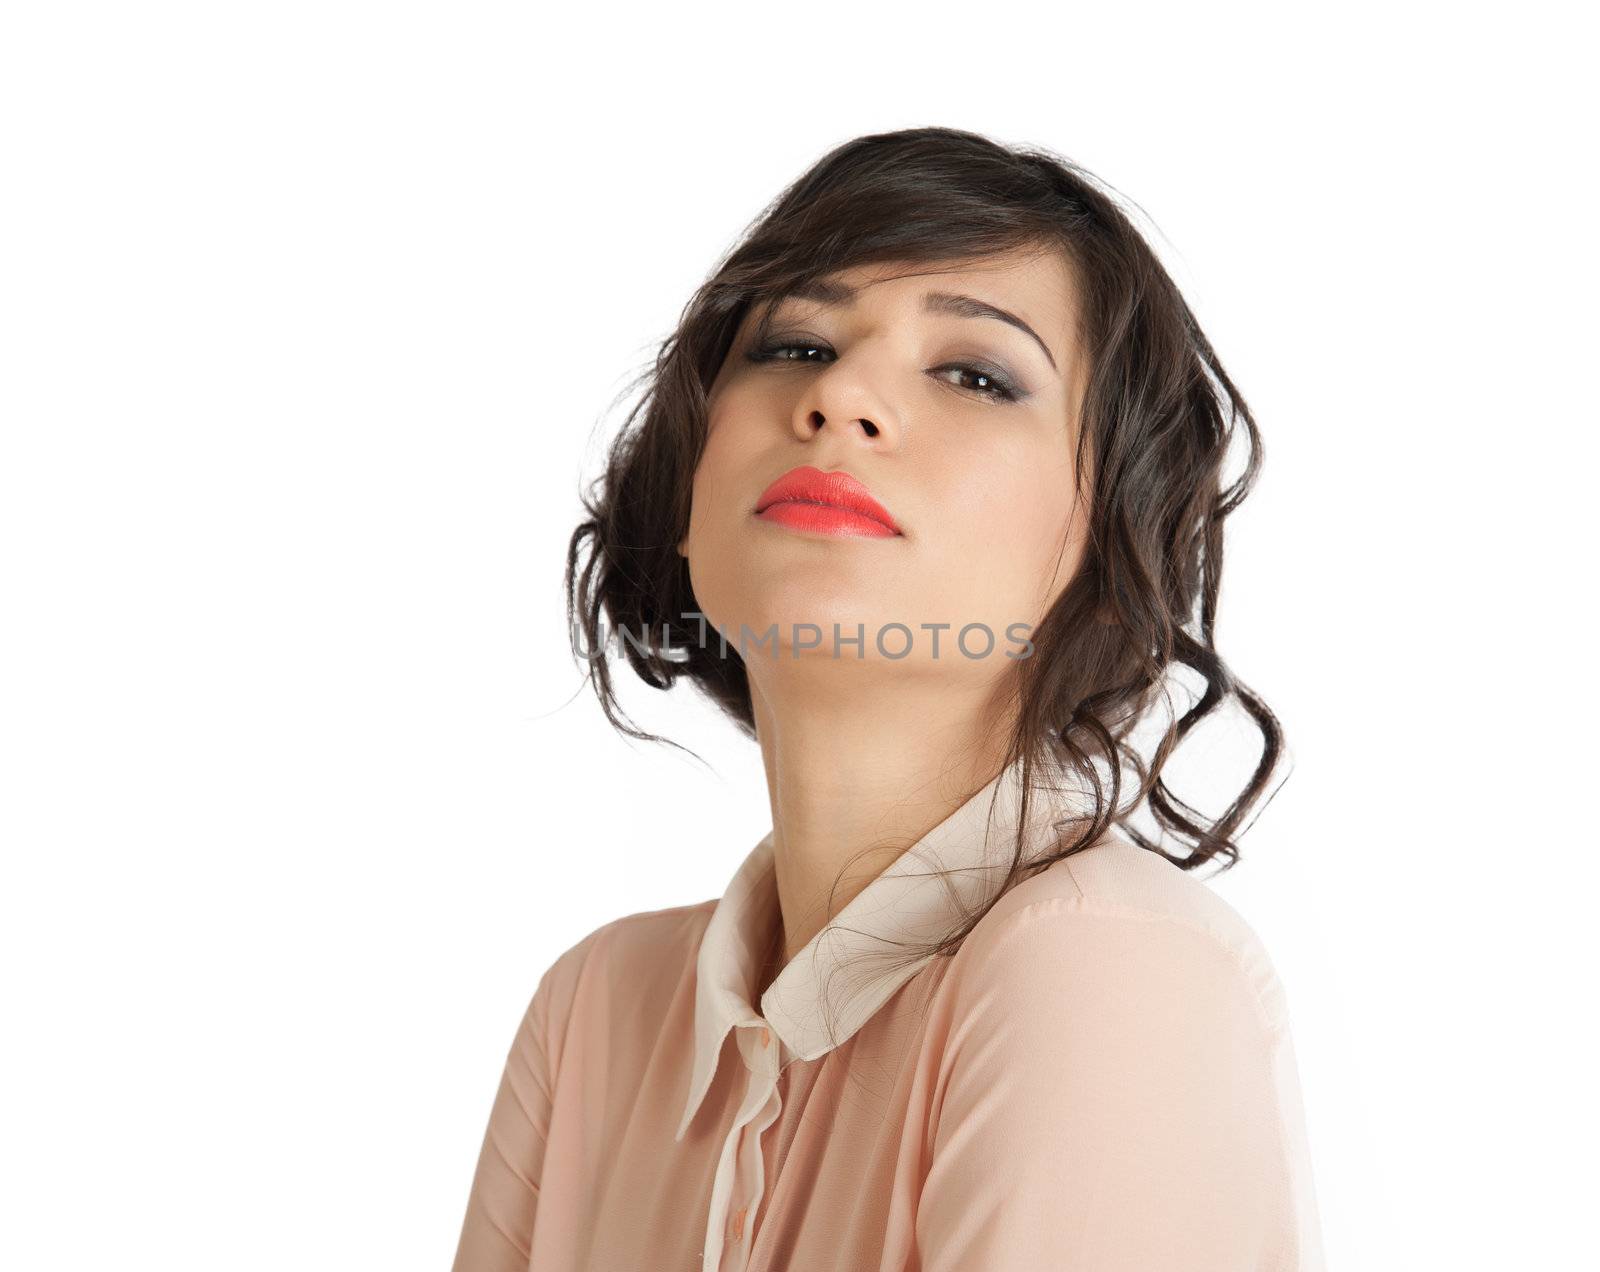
750,340,830,364
935,365,1019,402
746,340,1021,403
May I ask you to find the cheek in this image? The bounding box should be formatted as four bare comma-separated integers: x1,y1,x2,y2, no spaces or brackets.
944,453,1083,611
682,393,771,594
691,418,754,533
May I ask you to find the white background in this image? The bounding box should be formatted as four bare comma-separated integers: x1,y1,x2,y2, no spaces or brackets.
3,3,1594,1268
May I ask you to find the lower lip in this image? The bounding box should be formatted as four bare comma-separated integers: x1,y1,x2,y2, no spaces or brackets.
755,501,900,539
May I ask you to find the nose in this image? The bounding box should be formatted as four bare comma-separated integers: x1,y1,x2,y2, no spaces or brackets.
798,407,887,441
789,357,903,448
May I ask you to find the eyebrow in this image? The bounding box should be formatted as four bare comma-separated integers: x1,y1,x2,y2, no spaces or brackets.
778,277,1058,373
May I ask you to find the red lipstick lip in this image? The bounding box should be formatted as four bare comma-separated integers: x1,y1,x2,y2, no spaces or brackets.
752,465,901,535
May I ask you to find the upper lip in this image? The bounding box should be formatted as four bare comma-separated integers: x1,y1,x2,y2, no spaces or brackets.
753,465,901,533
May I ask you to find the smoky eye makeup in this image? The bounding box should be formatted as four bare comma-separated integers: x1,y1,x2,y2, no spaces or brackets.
743,332,1030,405
755,301,1039,373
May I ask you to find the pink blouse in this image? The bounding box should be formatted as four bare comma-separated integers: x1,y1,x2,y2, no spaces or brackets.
451,760,1326,1270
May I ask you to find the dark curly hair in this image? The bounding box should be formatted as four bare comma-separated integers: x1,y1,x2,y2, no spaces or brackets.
564,125,1287,1027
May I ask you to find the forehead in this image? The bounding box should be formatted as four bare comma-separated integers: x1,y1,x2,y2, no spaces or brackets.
828,249,1071,301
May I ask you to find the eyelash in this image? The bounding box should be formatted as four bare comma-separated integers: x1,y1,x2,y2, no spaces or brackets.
744,339,1024,404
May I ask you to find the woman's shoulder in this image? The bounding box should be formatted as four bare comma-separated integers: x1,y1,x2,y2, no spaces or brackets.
532,897,718,1014
957,830,1293,1032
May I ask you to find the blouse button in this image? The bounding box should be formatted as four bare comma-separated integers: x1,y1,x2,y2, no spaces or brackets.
759,1027,770,1048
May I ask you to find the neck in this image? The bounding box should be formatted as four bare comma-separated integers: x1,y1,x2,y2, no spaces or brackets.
748,662,1018,965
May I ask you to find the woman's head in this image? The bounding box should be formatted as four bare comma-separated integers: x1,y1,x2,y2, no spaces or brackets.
679,245,1094,703
568,124,1283,883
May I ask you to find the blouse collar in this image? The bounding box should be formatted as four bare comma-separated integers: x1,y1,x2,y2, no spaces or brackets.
675,754,1077,1142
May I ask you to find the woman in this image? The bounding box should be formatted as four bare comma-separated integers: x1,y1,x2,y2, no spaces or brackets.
451,126,1326,1271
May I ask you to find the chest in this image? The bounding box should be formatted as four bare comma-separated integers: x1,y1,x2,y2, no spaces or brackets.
532,1002,945,1271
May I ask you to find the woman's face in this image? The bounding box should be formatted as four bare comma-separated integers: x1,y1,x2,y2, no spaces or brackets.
679,249,1092,680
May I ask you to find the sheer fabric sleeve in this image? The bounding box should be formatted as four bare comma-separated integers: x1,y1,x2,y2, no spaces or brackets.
915,902,1323,1272
450,927,589,1272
